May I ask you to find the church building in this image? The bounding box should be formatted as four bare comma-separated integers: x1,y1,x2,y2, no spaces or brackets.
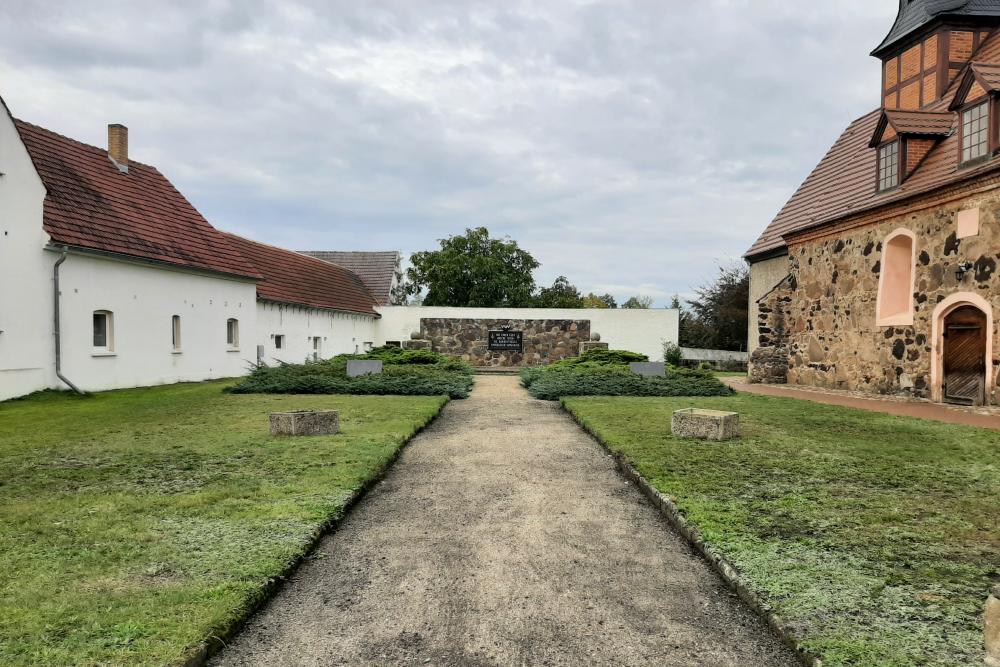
747,0,1000,405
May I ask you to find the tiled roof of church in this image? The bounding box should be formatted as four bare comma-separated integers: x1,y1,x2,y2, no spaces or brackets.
299,251,400,305
873,0,1000,57
223,234,380,315
746,28,1000,259
12,119,261,280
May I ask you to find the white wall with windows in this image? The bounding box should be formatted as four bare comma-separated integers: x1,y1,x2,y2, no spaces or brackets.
256,301,377,366
54,251,258,394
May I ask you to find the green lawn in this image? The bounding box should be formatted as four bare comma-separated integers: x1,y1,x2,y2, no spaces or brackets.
0,382,447,666
563,393,1000,667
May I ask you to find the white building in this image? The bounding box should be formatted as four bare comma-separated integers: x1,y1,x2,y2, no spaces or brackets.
0,96,379,402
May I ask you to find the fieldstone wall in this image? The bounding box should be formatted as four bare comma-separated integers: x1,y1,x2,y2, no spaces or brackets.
755,192,1000,401
421,318,590,367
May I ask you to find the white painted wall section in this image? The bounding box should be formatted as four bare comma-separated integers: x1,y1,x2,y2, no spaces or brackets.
257,301,377,365
374,306,679,361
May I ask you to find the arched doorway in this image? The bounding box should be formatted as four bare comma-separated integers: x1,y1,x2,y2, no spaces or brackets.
942,306,988,404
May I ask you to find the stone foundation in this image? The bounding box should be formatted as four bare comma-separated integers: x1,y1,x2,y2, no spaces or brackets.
748,347,789,384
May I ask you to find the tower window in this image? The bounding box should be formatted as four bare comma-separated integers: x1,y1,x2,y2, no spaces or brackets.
878,141,899,191
961,101,989,163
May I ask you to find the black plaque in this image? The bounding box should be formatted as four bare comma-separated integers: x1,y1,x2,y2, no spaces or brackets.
488,329,523,352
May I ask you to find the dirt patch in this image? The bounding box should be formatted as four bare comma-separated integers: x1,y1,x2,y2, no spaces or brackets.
211,376,798,667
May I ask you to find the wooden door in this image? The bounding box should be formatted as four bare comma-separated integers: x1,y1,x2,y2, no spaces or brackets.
943,306,987,405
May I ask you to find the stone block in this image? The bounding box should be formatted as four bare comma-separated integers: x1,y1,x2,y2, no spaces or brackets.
580,341,609,354
987,587,1000,667
347,360,383,377
630,362,666,377
269,410,340,436
401,339,432,351
671,409,740,441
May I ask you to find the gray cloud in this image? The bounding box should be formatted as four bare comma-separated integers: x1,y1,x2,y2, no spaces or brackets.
0,0,895,303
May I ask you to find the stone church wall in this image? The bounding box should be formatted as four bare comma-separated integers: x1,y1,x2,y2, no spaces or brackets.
420,318,590,367
763,191,1000,401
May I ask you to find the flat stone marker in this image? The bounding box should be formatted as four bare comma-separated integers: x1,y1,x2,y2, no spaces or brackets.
270,410,340,436
672,408,740,441
630,362,666,377
347,360,383,377
987,586,1000,666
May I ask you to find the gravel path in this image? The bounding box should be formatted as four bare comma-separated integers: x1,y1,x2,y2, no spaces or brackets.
212,376,798,667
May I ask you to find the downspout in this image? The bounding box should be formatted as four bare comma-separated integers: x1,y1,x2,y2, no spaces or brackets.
53,247,84,394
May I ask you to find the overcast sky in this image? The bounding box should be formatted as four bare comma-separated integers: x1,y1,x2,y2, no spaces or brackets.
0,1,897,304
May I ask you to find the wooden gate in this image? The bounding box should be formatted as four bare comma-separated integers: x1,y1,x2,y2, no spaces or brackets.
943,306,987,405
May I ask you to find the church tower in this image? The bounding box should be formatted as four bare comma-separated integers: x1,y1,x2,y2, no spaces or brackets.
873,0,1000,110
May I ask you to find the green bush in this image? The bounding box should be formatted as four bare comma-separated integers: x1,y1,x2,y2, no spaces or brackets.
549,348,649,369
526,367,734,401
662,341,683,366
226,350,474,399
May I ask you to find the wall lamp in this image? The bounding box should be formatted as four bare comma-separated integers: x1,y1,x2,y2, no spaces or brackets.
955,261,974,281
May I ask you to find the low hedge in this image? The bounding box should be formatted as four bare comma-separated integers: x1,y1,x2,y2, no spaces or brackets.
226,348,474,399
525,367,734,401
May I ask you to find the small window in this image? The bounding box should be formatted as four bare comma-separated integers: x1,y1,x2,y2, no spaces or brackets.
171,315,182,352
878,141,899,191
93,310,114,353
311,336,322,361
226,318,239,350
274,334,284,349
961,101,989,163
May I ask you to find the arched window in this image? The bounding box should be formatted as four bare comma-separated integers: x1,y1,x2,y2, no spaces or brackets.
876,229,916,326
226,318,240,350
171,315,182,352
93,310,114,353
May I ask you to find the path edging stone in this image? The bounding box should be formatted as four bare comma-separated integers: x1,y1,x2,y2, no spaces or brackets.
177,399,450,667
561,401,822,667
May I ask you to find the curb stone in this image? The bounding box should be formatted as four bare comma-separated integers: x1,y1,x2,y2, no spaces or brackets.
176,398,451,667
561,401,822,667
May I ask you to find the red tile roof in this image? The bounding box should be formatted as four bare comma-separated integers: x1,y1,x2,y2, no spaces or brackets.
299,251,400,305
13,119,260,279
222,233,380,315
747,30,1000,259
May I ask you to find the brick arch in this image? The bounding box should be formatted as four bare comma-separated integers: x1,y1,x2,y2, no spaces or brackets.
930,292,994,404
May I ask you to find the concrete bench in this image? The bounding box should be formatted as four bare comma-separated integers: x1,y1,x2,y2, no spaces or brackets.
671,408,740,441
270,410,340,436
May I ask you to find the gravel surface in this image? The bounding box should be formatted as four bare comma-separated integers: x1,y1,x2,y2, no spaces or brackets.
212,375,798,667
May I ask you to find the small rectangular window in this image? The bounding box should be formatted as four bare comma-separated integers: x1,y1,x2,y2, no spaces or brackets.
274,334,284,349
878,141,899,191
962,101,989,163
93,310,113,352
172,315,182,352
311,336,322,361
226,318,239,349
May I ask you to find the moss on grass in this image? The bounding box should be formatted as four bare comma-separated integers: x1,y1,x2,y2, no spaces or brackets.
562,393,1000,667
0,381,447,666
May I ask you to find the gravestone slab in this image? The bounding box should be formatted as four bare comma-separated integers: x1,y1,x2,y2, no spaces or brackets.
270,410,340,436
671,408,740,441
630,362,666,377
347,360,384,377
580,341,609,354
988,586,1000,666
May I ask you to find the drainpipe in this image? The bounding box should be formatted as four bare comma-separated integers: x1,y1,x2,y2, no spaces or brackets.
53,247,84,394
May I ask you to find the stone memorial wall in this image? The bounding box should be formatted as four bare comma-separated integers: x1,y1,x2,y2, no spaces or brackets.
420,318,590,367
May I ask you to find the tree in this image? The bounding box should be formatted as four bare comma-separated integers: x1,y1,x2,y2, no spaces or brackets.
683,264,750,351
621,295,654,309
534,276,583,308
401,227,540,307
582,293,617,309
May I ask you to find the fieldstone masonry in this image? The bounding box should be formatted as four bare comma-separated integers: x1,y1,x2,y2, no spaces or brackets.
752,193,1000,403
420,318,590,367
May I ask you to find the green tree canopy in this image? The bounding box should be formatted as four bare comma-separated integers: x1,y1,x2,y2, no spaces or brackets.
533,276,583,308
681,264,749,351
582,293,617,309
621,295,654,309
402,227,540,307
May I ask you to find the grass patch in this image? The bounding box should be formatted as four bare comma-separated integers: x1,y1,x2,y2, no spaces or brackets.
562,393,1000,667
0,381,447,666
227,346,474,399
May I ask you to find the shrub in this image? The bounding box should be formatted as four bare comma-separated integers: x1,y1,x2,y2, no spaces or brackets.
527,367,734,401
662,341,683,366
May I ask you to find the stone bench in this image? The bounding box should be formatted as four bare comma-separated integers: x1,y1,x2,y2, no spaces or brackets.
988,585,1000,666
269,410,340,436
671,408,740,441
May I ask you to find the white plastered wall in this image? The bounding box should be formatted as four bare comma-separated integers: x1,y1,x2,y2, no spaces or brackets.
374,306,679,361
0,104,56,400
748,254,790,353
256,301,377,365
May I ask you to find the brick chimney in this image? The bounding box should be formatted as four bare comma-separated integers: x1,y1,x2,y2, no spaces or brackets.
108,124,129,173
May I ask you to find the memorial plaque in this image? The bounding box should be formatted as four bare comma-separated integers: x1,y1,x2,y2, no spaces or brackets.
488,329,523,352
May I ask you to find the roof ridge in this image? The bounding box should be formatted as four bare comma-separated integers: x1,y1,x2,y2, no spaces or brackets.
13,118,159,172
